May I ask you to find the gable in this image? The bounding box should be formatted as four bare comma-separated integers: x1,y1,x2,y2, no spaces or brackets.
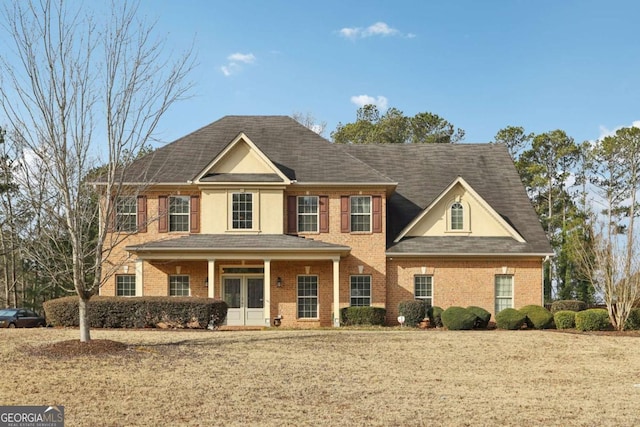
211,138,273,174
396,177,525,243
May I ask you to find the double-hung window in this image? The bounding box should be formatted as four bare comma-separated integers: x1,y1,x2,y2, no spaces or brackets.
450,202,464,230
297,196,318,232
350,275,371,306
116,275,136,296
115,196,137,232
232,193,253,229
495,275,513,313
169,196,190,232
414,275,433,307
169,275,190,296
350,196,371,232
297,275,318,319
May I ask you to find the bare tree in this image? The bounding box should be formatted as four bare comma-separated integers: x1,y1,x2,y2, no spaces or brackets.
292,111,327,136
0,0,194,341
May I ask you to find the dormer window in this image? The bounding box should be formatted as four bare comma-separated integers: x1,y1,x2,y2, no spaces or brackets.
450,202,464,230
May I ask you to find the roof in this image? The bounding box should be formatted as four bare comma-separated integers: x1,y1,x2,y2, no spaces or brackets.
126,234,350,254
119,115,394,185
343,143,552,255
387,236,549,256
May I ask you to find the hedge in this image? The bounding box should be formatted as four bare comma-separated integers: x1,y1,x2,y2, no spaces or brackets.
341,306,386,326
441,306,477,330
495,308,527,330
519,305,554,329
575,308,611,331
625,308,640,330
428,306,444,328
43,296,228,329
398,300,427,327
554,310,576,329
550,300,587,313
466,306,491,329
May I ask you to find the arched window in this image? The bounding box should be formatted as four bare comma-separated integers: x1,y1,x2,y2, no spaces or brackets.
450,202,464,230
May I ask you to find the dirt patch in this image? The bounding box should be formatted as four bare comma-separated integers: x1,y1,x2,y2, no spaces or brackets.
29,339,129,358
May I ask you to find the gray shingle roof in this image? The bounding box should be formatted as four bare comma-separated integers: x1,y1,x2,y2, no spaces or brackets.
126,234,350,253
387,236,548,255
121,116,394,184
343,143,552,255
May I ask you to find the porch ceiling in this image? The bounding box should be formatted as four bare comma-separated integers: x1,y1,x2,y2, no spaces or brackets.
126,234,351,260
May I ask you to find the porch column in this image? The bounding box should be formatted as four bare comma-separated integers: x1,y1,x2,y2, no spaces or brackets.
264,259,271,326
135,259,144,296
207,259,216,299
333,257,340,327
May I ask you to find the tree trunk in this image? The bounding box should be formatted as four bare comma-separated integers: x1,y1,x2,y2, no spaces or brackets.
78,296,91,342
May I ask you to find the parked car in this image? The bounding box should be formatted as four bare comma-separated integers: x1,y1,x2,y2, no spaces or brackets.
0,308,46,328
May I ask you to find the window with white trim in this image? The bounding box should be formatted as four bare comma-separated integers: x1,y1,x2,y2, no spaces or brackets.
169,275,190,296
116,275,136,296
297,275,318,318
350,275,371,306
297,196,318,232
350,196,371,232
495,275,513,313
115,196,137,232
169,196,190,232
414,275,433,306
450,202,464,230
232,193,253,229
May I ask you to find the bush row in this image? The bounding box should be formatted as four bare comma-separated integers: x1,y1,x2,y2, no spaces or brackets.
43,296,228,329
341,307,386,326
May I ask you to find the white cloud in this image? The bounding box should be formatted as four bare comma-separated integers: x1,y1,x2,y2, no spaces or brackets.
350,95,388,111
338,22,412,40
220,52,256,76
598,120,640,140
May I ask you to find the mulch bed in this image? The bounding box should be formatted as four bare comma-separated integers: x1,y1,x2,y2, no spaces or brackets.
29,339,130,358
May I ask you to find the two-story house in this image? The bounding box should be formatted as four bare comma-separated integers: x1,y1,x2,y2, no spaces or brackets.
100,115,552,327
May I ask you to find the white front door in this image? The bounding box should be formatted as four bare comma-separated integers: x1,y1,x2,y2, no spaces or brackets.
223,276,264,326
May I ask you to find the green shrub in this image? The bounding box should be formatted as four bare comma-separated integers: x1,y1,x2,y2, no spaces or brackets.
428,306,444,328
495,308,527,330
554,310,576,329
519,305,554,329
398,300,426,327
441,306,477,330
466,306,491,329
43,296,228,329
625,308,640,330
341,306,386,326
575,308,611,331
550,300,587,313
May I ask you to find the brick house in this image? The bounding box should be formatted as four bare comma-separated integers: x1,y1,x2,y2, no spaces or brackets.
99,115,552,327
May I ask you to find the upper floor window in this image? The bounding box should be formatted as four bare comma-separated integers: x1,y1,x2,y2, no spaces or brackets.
298,196,318,233
450,202,464,230
350,196,371,232
115,196,137,232
169,196,190,232
414,275,433,307
232,193,253,229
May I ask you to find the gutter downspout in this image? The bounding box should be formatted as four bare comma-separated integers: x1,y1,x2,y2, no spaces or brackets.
542,255,551,305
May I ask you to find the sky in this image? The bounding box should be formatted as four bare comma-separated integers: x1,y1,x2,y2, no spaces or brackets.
5,0,640,146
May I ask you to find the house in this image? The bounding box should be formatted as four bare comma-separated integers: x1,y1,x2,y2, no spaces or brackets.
99,115,553,327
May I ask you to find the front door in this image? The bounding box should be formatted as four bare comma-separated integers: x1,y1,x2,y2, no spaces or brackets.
223,276,264,326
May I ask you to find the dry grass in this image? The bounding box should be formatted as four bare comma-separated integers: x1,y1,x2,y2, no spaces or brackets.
1,328,639,426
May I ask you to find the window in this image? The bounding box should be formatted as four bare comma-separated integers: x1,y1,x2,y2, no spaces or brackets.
297,275,318,318
350,275,371,306
495,275,513,313
116,275,136,296
169,196,190,232
350,196,371,232
169,275,190,296
232,193,253,229
451,202,464,230
115,197,137,232
414,275,433,306
297,196,318,232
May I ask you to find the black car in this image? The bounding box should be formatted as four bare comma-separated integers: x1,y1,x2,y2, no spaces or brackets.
0,308,46,328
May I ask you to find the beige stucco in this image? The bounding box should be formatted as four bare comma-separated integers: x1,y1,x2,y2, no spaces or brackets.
406,182,516,238
212,139,274,174
200,188,283,233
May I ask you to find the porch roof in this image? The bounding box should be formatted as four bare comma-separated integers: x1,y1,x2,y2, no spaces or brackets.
386,236,554,257
126,234,351,260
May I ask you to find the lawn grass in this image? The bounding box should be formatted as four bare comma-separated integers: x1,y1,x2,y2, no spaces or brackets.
1,328,639,426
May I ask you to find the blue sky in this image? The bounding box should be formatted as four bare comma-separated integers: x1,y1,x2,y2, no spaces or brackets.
8,0,640,146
